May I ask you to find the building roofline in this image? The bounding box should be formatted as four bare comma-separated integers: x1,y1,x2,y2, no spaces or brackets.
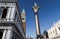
47,20,60,31
0,0,18,3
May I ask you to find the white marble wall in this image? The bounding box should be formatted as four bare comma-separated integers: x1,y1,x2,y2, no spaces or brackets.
48,20,60,39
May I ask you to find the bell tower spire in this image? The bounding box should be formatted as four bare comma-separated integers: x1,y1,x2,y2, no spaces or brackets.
21,8,26,22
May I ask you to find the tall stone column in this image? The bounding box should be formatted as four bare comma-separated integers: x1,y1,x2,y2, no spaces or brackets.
32,2,41,39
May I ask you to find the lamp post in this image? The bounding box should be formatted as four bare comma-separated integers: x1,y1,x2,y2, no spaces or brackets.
32,2,41,39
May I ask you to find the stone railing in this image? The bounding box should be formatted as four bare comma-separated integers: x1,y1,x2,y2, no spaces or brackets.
0,18,14,23
0,18,25,38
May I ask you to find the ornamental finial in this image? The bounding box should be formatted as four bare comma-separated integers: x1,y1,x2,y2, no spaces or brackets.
34,2,37,6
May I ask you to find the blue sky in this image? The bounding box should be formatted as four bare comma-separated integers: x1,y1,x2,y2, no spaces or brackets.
18,0,60,38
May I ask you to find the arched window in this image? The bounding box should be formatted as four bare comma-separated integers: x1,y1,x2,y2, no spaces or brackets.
1,8,8,18
0,30,3,39
0,7,3,18
58,27,60,30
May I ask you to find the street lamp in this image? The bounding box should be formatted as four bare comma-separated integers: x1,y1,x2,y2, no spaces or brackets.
32,2,41,39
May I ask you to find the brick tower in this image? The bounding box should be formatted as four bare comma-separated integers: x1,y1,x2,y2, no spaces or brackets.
21,9,26,36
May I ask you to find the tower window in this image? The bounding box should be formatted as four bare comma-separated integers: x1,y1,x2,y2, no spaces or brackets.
1,8,8,18
22,18,24,20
